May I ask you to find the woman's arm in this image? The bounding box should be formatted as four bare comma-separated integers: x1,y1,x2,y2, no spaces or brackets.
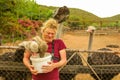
42,49,67,73
54,49,67,67
23,50,38,75
23,51,31,69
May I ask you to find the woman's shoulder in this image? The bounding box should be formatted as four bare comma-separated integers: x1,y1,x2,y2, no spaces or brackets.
54,39,63,43
53,39,66,49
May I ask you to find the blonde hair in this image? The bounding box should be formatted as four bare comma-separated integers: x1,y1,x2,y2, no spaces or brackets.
41,18,58,32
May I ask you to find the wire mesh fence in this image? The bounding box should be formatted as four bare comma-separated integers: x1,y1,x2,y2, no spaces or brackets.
0,47,120,80
0,23,118,80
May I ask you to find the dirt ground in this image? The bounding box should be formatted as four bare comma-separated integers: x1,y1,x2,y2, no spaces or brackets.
62,30,120,50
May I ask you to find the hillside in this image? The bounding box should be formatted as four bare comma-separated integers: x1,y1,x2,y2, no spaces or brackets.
102,14,120,21
0,0,120,44
42,5,120,21
69,8,101,21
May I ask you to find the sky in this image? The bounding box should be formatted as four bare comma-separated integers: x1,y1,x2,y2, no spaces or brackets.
35,0,120,18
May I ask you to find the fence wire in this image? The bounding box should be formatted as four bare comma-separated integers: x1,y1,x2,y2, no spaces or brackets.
0,47,120,80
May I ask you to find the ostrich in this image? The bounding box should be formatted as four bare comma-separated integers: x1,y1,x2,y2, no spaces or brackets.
0,46,26,80
53,6,70,23
87,48,120,80
60,50,83,80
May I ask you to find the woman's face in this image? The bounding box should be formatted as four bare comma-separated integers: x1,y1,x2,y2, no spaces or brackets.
42,28,56,43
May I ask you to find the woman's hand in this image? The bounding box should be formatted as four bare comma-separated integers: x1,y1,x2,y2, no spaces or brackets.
29,65,38,75
42,61,55,73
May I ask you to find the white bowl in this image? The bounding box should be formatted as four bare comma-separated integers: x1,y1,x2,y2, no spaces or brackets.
30,53,52,73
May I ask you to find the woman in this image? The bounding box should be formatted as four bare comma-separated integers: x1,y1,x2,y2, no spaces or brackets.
23,18,67,80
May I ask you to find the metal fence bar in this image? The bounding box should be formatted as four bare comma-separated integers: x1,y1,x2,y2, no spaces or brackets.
0,46,119,54
66,49,120,54
60,65,120,74
0,46,19,49
0,61,120,74
78,52,101,80
59,52,77,71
